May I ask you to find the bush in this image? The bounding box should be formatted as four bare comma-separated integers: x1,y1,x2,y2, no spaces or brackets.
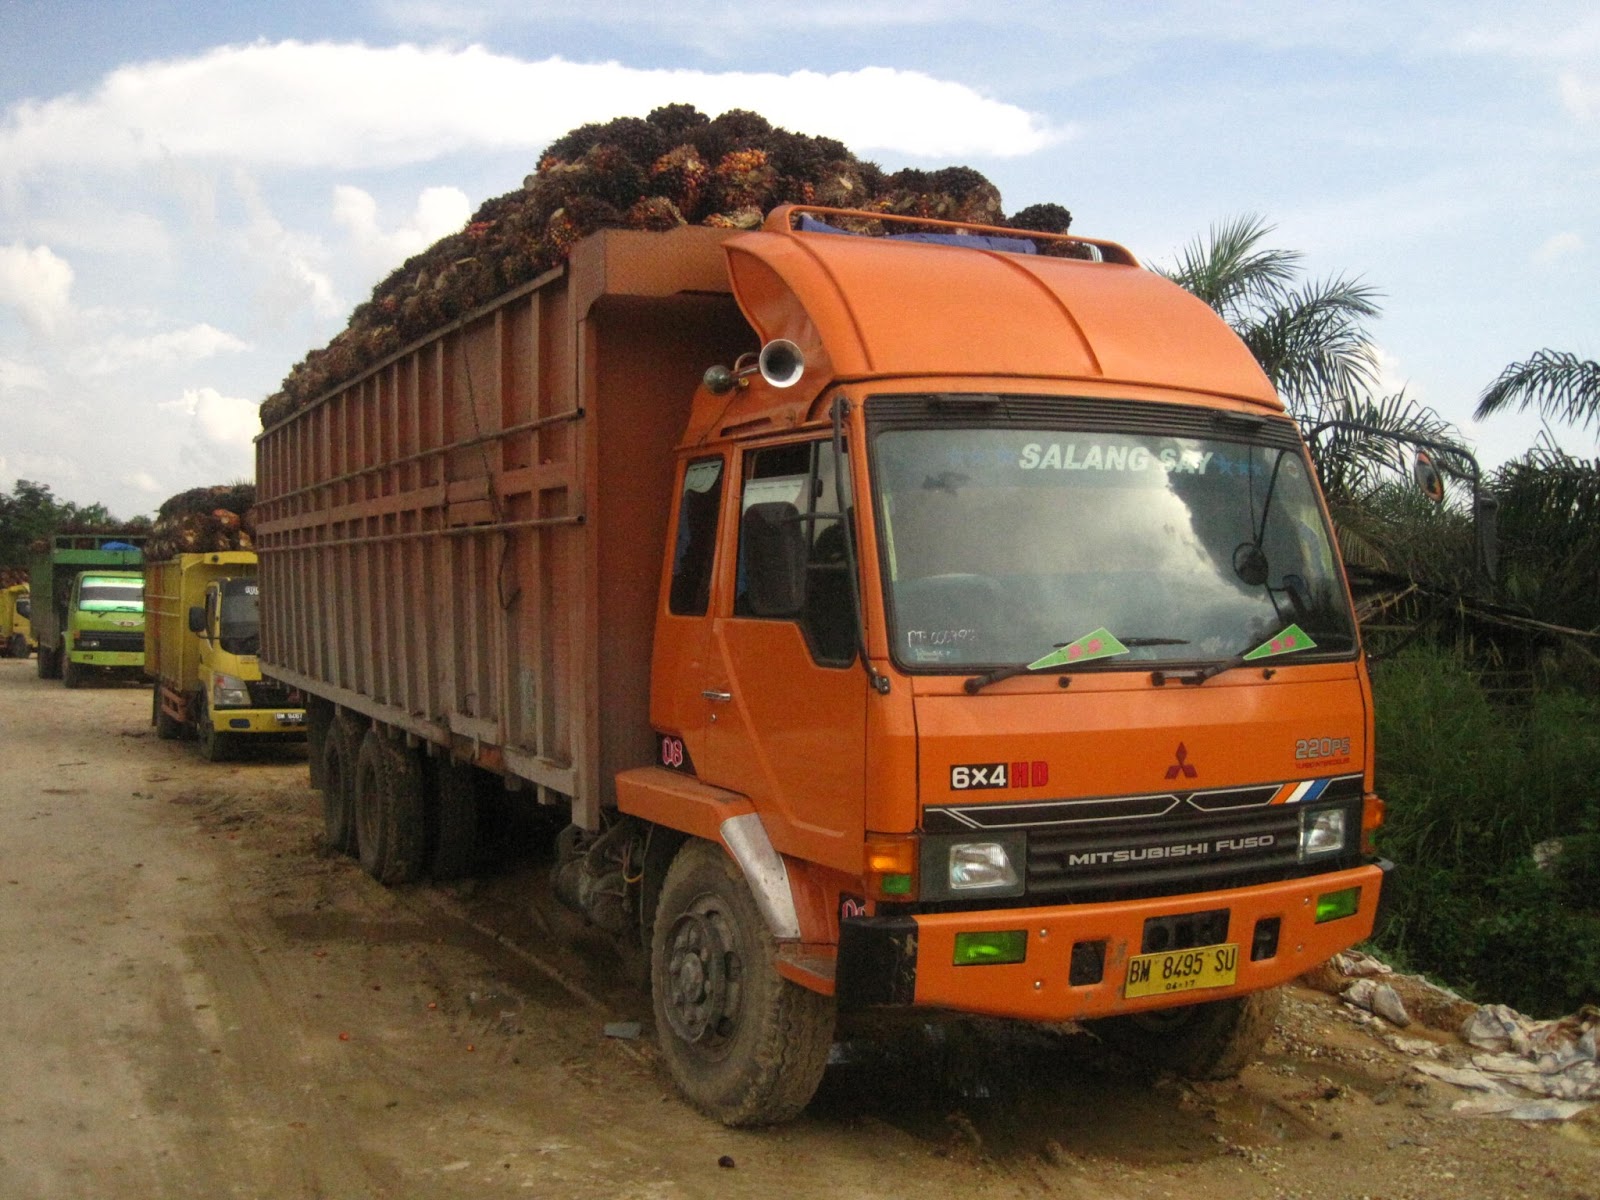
1369,644,1600,1015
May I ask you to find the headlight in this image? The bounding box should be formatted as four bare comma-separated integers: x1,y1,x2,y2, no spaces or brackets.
1299,807,1349,861
920,831,1026,901
211,673,252,707
949,842,1021,891
75,635,101,649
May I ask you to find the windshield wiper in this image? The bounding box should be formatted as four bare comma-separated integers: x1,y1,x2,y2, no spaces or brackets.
963,631,1186,694
1151,624,1329,686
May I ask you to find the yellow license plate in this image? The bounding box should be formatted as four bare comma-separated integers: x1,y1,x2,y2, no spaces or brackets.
1124,942,1239,999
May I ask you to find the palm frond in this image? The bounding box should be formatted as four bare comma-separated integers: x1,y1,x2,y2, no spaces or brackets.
1474,351,1600,434
1159,214,1300,323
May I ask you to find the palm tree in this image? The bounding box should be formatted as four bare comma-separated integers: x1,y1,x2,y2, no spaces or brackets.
1164,217,1481,584
1161,215,1384,418
1474,351,1600,437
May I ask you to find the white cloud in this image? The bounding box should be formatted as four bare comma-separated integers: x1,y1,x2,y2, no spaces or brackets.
231,170,342,323
120,470,165,497
159,386,261,483
0,357,50,393
1559,71,1600,121
0,242,74,333
72,323,249,376
0,43,1058,182
333,184,473,276
1534,231,1586,265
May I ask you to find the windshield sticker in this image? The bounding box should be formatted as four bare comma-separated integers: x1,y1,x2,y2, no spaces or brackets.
1243,624,1318,660
1027,627,1130,670
1018,443,1216,474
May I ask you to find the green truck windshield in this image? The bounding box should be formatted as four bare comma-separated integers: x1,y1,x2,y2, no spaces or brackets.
77,580,144,610
872,423,1355,671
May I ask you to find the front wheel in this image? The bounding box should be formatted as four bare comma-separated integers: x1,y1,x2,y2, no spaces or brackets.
650,840,834,1126
8,635,27,659
62,655,87,689
195,694,235,762
1090,988,1282,1080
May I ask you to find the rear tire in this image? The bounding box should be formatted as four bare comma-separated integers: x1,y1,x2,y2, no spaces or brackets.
354,730,426,885
152,687,182,740
320,717,360,856
1091,988,1282,1080
305,697,335,791
426,757,481,881
650,840,835,1125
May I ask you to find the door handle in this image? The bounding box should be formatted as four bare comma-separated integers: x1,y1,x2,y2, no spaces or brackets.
701,689,732,703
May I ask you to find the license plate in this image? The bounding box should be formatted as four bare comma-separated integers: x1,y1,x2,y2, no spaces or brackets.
275,712,306,726
1124,942,1239,999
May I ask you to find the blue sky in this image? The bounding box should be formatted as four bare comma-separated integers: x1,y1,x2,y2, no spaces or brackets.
1,1,1595,518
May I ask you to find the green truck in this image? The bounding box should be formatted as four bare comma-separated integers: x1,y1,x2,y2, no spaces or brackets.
30,533,148,686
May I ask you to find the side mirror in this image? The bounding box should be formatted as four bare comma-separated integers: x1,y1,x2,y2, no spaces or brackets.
188,605,206,634
1414,450,1445,503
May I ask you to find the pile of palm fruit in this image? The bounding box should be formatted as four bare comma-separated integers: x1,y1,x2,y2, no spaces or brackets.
260,104,1076,426
144,484,256,561
0,568,26,588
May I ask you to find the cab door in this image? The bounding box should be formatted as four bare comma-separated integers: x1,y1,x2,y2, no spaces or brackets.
695,438,867,874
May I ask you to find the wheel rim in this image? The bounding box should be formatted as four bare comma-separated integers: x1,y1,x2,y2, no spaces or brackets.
663,898,743,1048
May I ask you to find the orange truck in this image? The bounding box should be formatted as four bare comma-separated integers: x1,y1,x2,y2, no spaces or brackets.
254,206,1389,1125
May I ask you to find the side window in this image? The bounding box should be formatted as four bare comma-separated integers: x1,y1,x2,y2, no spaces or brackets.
736,440,856,666
668,457,724,616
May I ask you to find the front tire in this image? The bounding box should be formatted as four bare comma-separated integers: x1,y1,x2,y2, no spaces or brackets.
195,694,235,761
1091,988,1282,1080
8,635,27,659
650,840,834,1126
62,655,87,689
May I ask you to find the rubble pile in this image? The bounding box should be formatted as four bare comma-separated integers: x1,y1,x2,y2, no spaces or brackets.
260,104,1079,426
145,485,257,561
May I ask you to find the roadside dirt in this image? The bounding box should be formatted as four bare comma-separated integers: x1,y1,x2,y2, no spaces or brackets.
0,657,1596,1200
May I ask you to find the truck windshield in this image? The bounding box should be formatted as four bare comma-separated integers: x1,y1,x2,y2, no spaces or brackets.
219,580,261,656
871,416,1355,671
77,580,143,610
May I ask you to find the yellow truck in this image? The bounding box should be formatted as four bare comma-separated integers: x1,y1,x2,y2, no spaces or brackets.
1,584,33,658
144,551,305,760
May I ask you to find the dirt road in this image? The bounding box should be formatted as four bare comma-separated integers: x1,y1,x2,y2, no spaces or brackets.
0,657,1595,1199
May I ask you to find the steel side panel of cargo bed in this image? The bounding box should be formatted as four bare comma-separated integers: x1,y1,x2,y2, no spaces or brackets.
254,226,753,826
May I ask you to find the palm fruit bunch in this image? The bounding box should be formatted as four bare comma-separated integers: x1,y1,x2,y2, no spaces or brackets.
260,105,1076,425
145,484,257,561
0,567,27,588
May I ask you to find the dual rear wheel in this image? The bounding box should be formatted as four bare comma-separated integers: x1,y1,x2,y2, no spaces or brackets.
315,712,480,884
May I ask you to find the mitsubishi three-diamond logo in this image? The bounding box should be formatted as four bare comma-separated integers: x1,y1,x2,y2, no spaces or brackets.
1165,742,1198,781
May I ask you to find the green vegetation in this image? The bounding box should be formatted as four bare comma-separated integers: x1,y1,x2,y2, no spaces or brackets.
1370,647,1600,1015
1166,218,1600,1015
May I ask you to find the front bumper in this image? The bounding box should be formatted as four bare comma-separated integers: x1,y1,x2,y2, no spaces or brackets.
210,707,308,738
836,861,1389,1021
68,650,144,669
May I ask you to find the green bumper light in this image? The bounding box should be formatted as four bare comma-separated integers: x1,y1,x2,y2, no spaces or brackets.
953,930,1028,966
1315,886,1361,924
879,873,913,896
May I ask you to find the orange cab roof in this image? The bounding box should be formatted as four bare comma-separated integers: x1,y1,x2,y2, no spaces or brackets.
722,207,1281,411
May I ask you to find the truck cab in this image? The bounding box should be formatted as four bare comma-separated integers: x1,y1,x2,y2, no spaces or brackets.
179,573,305,759
63,570,145,687
1,585,33,658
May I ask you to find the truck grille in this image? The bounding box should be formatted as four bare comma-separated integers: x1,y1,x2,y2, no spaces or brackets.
925,775,1364,902
247,679,298,708
88,631,144,653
